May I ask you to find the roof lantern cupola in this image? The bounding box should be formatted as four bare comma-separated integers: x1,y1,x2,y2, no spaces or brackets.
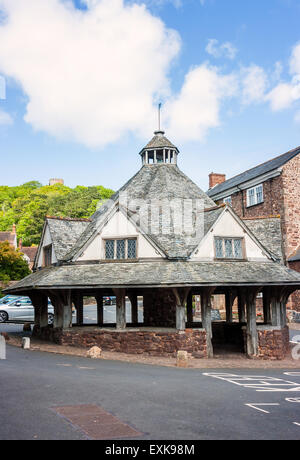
139,104,179,165
139,130,179,166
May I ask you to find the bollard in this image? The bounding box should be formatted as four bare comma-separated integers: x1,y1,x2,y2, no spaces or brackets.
0,334,6,360
22,337,30,350
176,350,189,368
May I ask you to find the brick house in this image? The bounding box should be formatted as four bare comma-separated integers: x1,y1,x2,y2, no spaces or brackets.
0,224,17,249
0,224,37,271
207,146,300,311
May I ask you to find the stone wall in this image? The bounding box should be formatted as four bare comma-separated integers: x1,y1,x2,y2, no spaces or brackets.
33,325,208,358
288,261,300,313
257,326,290,360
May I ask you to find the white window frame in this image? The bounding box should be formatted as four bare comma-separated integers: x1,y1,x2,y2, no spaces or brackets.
223,196,232,206
246,184,264,207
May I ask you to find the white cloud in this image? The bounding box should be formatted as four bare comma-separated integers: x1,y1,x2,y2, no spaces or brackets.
165,64,238,141
0,108,13,125
0,0,180,147
206,39,237,60
267,43,300,111
240,65,268,105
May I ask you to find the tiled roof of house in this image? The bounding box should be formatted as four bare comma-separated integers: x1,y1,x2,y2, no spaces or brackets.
21,247,38,262
6,260,300,294
207,146,300,198
242,217,283,261
0,232,15,244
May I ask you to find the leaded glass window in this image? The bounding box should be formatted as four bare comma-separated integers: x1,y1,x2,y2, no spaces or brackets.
104,238,137,260
215,238,224,258
215,237,244,260
116,239,126,259
128,239,137,259
225,239,233,258
105,240,115,259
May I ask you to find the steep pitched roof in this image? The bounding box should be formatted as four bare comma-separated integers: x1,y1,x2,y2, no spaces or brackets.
207,146,300,198
21,247,38,262
242,217,283,261
46,217,90,261
63,164,217,261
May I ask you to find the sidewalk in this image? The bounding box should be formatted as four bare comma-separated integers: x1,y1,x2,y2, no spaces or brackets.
4,332,300,369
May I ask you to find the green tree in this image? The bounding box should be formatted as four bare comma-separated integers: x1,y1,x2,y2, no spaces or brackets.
0,242,31,281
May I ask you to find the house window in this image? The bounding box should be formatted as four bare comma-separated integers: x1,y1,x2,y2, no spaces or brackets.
215,237,244,260
104,238,137,260
247,184,264,207
223,196,232,206
43,245,52,267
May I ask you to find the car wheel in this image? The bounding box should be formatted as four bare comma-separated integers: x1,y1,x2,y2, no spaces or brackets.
48,313,54,325
0,311,8,323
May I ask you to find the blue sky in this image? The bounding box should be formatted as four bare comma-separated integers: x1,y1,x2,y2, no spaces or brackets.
0,0,300,192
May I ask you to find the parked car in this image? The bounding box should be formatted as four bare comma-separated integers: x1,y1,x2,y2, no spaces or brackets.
211,309,221,321
0,296,54,324
103,296,116,306
0,295,21,305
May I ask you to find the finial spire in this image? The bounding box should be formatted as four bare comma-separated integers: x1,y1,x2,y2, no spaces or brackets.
158,102,162,131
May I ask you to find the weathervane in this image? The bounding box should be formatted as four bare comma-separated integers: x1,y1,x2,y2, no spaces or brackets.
158,102,162,132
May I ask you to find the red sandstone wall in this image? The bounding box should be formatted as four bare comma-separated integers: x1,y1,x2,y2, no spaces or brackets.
258,326,290,360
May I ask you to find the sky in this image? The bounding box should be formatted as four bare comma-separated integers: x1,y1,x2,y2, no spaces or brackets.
0,0,300,192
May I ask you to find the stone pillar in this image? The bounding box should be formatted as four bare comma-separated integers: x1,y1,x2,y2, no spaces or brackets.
114,289,126,330
201,288,215,358
96,295,104,326
225,290,236,323
237,289,246,323
128,293,138,324
246,288,259,357
187,293,193,324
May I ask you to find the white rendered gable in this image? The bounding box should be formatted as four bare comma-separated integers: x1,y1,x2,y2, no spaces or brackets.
77,210,164,261
36,223,57,268
191,208,270,262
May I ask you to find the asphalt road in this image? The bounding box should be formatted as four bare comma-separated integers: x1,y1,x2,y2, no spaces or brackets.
0,344,300,440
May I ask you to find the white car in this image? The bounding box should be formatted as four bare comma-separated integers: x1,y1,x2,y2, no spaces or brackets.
0,297,54,325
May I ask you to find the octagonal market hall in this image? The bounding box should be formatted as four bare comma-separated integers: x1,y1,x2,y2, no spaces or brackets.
6,131,300,360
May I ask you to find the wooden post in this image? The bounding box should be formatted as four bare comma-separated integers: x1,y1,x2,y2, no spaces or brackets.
128,293,138,324
172,288,190,331
225,290,236,323
201,288,215,359
114,289,126,330
271,291,281,327
50,291,72,329
96,295,104,326
187,292,193,324
237,289,246,323
246,288,260,357
29,292,48,329
262,288,271,325
73,293,83,326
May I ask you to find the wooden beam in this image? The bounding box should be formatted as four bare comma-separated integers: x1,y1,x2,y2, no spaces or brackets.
113,289,126,330
187,292,194,324
95,295,104,326
245,288,261,357
201,288,215,359
237,289,246,323
128,293,138,324
172,288,191,331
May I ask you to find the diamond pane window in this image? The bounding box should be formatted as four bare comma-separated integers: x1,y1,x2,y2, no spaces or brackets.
127,239,137,259
105,240,115,259
116,240,126,260
215,238,224,259
225,239,233,258
234,239,243,259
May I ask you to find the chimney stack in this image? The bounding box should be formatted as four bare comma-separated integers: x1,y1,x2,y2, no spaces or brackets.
49,178,64,186
12,223,16,234
209,173,226,189
19,238,23,250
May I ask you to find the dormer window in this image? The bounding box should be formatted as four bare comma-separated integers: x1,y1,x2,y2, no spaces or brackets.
215,237,244,260
247,184,264,207
43,244,52,267
104,238,137,260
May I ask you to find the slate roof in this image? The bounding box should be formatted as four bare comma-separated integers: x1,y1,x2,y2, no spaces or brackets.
242,217,283,261
207,146,300,198
34,217,90,267
6,260,300,294
21,247,38,262
63,164,217,261
140,131,178,154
